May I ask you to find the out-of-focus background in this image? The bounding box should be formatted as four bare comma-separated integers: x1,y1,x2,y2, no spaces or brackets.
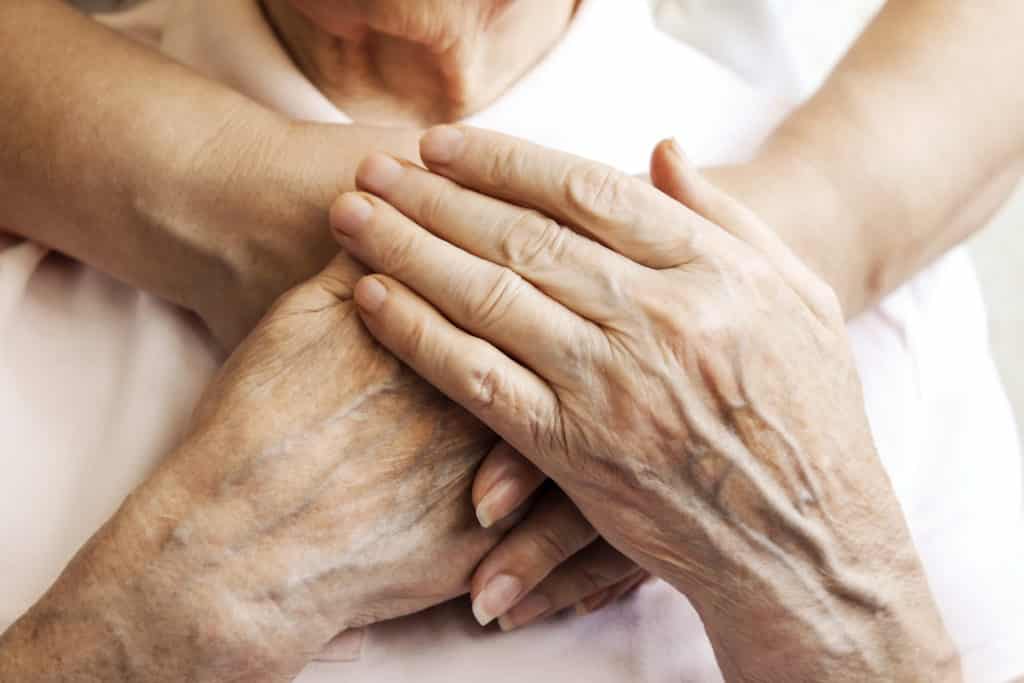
71,0,1022,454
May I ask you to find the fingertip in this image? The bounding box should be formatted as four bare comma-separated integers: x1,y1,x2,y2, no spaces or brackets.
330,192,374,240
651,136,686,171
356,153,405,194
666,137,687,162
650,138,697,204
420,125,465,166
354,276,388,314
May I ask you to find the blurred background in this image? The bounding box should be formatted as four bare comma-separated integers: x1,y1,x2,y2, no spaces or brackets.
70,0,1022,455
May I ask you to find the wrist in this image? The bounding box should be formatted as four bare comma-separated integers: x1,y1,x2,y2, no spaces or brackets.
677,524,960,682
0,524,265,683
151,115,422,348
140,109,336,346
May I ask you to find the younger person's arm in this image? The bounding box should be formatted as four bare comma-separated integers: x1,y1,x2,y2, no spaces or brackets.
0,0,420,347
708,0,1024,315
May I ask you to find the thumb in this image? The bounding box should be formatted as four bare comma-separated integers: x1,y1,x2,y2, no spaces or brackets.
650,139,764,242
650,139,797,261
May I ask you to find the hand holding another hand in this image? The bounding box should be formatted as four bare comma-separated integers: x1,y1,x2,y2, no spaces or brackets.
2,249,500,682
336,127,960,681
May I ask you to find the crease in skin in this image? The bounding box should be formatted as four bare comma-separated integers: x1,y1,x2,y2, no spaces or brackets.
215,375,400,498
652,354,890,667
702,269,826,514
167,372,448,557
734,360,824,514
641,468,887,671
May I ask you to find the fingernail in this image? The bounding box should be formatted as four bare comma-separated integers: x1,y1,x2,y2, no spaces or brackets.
332,194,373,236
476,478,522,529
472,574,523,627
354,277,388,313
420,126,464,165
497,593,551,632
357,154,404,193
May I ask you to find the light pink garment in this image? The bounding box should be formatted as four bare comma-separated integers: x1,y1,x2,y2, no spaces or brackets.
2,1,1022,680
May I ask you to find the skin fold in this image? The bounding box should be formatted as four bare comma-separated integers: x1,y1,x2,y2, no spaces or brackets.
0,250,504,682
268,0,579,126
0,0,1022,675
338,126,961,681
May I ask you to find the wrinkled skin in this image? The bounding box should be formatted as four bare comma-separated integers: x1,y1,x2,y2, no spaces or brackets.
2,251,502,682
177,250,501,635
286,0,523,43
335,126,961,681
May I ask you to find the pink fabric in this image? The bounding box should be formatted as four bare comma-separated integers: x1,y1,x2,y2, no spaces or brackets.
2,1,1022,680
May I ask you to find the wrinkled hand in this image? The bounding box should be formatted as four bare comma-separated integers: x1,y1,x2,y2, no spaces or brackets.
466,441,649,629
333,127,959,681
33,250,501,682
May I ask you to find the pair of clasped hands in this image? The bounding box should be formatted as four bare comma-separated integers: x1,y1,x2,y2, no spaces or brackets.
64,127,953,681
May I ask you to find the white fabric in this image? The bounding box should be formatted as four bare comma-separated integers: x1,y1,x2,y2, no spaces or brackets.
1,1,1022,680
651,0,884,95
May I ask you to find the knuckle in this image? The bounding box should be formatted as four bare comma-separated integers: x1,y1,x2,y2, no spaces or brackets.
402,311,431,359
529,526,579,567
466,354,506,411
565,163,634,221
377,230,418,275
499,212,569,270
466,267,527,331
414,179,453,227
485,141,523,186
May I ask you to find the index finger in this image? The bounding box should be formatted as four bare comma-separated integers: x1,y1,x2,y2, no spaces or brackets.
418,126,721,269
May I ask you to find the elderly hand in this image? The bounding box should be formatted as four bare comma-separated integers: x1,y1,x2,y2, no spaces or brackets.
333,127,960,681
0,250,501,682
467,442,650,629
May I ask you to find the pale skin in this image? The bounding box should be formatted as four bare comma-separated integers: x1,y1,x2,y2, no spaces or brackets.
0,248,507,682
0,128,959,681
0,0,1023,673
344,127,961,681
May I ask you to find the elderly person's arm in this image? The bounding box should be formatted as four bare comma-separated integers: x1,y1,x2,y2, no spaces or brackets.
458,0,1024,626
712,0,1024,315
0,0,420,348
340,127,960,681
0,250,501,682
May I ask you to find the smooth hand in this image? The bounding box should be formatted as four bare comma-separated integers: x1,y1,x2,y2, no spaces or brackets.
333,127,959,681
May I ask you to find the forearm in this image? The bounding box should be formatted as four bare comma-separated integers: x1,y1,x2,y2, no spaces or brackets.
1,0,266,308
0,512,225,683
0,1,418,321
689,545,961,682
712,0,1024,316
0,456,312,683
